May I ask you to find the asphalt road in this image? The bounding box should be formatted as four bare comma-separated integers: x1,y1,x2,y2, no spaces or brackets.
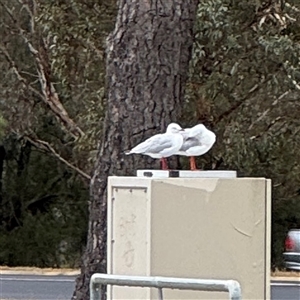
271,281,300,300
0,274,76,300
0,274,299,300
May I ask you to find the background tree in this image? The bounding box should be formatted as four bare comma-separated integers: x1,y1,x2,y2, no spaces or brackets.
82,0,300,274
0,0,116,267
73,0,199,298
0,0,300,293
186,0,300,268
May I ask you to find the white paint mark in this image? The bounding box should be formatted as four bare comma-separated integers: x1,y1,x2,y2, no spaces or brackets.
0,277,74,282
271,282,300,287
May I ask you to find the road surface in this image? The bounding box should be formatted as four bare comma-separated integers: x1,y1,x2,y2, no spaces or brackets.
271,280,300,300
0,274,299,299
0,274,76,300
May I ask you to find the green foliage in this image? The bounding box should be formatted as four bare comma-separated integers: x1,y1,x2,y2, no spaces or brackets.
186,0,300,268
0,0,117,267
0,209,86,267
0,134,88,267
0,0,117,173
36,0,117,170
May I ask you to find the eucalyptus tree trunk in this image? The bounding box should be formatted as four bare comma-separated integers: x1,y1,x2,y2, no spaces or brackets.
73,0,199,299
0,145,5,207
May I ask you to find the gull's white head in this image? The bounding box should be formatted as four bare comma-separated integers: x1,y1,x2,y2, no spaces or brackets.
166,123,184,134
193,124,206,132
188,124,208,137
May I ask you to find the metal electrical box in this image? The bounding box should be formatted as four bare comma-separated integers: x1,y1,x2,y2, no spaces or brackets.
107,175,271,300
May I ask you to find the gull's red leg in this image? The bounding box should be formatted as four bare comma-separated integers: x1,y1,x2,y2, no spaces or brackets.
190,156,199,171
160,157,169,170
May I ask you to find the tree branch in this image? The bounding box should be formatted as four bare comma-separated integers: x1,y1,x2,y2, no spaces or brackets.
0,43,45,100
248,91,289,130
0,1,85,139
214,80,268,124
250,116,285,140
25,136,91,181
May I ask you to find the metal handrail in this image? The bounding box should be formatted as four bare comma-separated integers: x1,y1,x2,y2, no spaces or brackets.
90,273,242,300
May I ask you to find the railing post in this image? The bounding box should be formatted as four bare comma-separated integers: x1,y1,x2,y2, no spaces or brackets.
157,287,163,300
90,275,102,300
227,280,242,300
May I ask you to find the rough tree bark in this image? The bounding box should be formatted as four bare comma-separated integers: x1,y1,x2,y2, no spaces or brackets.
0,145,5,207
73,0,199,299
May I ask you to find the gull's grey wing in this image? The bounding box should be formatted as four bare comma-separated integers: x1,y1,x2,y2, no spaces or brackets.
179,137,201,151
129,134,173,154
145,136,174,154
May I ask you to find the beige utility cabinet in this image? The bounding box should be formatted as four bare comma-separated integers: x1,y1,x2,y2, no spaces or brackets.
107,175,271,300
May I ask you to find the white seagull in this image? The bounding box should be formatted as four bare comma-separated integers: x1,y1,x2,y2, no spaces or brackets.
177,124,216,170
126,123,184,170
